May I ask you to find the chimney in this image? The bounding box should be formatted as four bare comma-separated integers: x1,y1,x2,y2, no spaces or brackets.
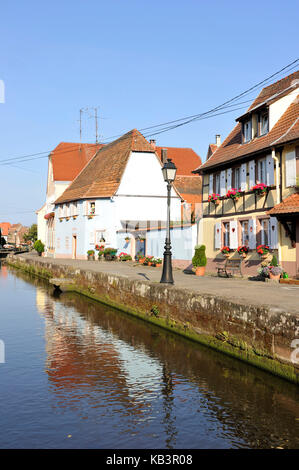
215,134,221,147
149,139,156,149
161,148,168,163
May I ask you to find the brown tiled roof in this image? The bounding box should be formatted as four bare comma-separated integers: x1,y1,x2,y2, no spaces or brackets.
198,71,299,172
267,192,299,215
198,93,299,172
55,130,156,204
174,176,202,203
156,146,201,175
51,142,103,181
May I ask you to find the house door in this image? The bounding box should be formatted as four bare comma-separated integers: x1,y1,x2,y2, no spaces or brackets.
72,235,77,259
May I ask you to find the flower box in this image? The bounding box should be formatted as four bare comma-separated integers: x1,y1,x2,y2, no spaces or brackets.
208,193,221,205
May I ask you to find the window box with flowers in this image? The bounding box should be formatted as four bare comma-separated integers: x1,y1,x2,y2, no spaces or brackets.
226,188,242,201
251,183,268,197
221,246,230,257
237,245,249,258
257,244,270,259
208,193,221,205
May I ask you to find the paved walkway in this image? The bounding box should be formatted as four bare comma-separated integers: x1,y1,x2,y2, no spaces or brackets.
15,253,299,314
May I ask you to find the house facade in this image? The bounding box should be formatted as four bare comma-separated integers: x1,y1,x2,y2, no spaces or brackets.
195,71,299,277
37,142,101,256
53,129,200,262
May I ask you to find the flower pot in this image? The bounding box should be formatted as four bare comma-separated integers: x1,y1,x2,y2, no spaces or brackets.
241,253,247,258
215,200,220,205
195,266,205,276
261,254,268,259
88,255,95,261
38,252,42,257
269,272,281,281
223,253,230,257
156,263,161,268
139,258,145,264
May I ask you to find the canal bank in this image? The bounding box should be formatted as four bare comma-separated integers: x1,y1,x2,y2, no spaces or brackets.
6,253,299,384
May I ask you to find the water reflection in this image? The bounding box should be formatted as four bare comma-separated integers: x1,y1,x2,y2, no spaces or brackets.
2,266,299,449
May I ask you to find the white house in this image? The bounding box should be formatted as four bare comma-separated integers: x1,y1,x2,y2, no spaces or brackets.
54,129,197,260
37,142,102,256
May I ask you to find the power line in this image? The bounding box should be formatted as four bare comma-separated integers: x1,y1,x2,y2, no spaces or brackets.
0,59,298,166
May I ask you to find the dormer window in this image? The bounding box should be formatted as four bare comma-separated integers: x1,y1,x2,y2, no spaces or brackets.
259,112,269,136
243,120,252,143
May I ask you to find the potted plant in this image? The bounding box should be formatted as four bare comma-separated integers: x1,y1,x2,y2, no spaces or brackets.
104,247,117,260
119,252,132,261
257,245,270,259
226,188,241,201
143,255,154,266
192,245,207,276
221,246,230,257
269,266,283,281
136,252,145,264
237,245,249,258
208,193,221,205
251,183,268,196
34,239,45,257
87,249,95,261
155,258,162,267
137,236,145,243
124,236,130,243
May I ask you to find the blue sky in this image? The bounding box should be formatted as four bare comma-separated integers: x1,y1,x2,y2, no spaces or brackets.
0,0,298,225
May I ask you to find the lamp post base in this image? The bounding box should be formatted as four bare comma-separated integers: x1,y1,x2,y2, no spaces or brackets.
160,245,174,284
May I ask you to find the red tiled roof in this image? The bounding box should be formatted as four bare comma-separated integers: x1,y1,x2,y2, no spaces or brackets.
174,176,202,203
51,142,103,181
0,222,11,236
267,192,299,215
198,71,299,172
156,146,201,175
55,130,157,204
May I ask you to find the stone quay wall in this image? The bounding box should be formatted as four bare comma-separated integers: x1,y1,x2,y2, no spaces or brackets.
6,254,299,384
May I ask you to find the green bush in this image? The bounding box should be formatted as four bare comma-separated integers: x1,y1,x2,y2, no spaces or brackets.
271,255,278,267
33,240,44,253
192,244,207,268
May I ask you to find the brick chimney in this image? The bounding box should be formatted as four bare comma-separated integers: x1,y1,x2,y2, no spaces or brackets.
161,148,168,163
215,134,221,147
149,139,156,149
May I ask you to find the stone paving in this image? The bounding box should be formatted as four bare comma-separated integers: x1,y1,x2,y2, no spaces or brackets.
16,253,299,314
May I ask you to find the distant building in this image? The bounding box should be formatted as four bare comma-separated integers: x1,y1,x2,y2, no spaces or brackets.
0,222,11,243
7,224,29,246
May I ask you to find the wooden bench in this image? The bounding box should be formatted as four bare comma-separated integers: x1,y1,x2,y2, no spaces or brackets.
216,258,243,278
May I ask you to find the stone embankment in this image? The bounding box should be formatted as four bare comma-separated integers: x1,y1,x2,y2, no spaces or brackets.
6,253,299,384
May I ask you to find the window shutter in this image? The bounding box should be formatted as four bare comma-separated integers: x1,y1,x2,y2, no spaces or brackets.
249,160,255,188
285,151,296,187
227,168,232,191
270,216,278,249
266,154,274,186
240,163,247,191
248,218,256,249
220,170,226,196
214,222,221,249
209,174,214,195
229,220,238,249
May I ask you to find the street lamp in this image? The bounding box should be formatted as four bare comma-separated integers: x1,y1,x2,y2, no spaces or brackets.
160,158,177,284
14,230,17,248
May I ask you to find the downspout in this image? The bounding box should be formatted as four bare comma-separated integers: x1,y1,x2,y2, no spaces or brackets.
272,148,282,263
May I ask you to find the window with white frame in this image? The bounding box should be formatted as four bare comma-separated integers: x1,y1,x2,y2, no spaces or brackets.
257,158,267,184
243,120,252,143
88,201,96,215
241,220,249,246
260,112,269,136
234,167,240,189
215,173,220,194
260,218,270,246
223,222,230,247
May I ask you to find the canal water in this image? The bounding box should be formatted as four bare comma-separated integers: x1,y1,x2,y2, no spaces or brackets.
0,264,298,449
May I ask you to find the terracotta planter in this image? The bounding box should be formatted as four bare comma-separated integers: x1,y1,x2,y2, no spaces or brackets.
269,273,281,281
214,200,220,205
241,253,247,258
139,258,145,264
195,266,206,276
156,263,162,268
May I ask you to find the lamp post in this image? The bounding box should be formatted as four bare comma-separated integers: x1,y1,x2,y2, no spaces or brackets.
160,158,177,284
14,230,17,248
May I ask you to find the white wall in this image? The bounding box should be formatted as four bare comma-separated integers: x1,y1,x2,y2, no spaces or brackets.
36,205,47,244
269,86,299,130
